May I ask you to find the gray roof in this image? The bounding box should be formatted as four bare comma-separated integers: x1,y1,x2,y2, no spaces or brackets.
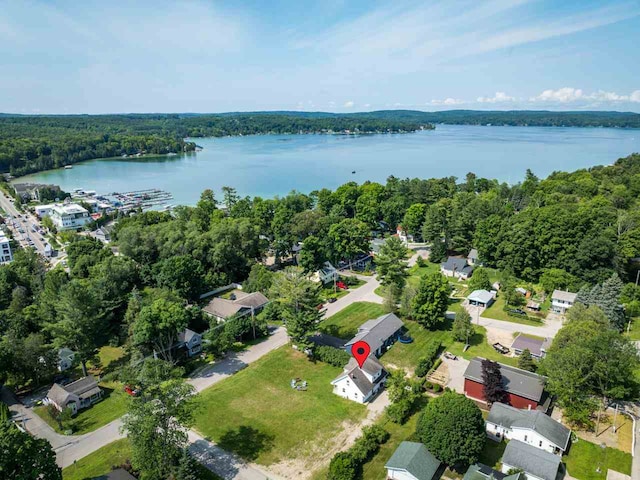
178,328,201,344
464,357,546,402
464,463,524,480
96,469,138,480
441,257,473,275
203,291,269,319
385,441,442,480
65,375,101,400
510,335,551,357
487,402,571,450
47,383,76,407
332,356,386,395
468,289,494,304
468,249,479,260
551,290,577,303
345,313,404,353
502,440,561,480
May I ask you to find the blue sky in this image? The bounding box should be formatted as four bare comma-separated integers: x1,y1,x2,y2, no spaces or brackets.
1,0,640,114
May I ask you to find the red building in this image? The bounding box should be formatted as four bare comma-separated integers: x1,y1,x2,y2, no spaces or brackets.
463,357,549,411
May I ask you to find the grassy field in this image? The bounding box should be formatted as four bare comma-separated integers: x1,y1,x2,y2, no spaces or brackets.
482,295,544,326
34,381,129,435
61,438,222,480
62,438,131,480
564,438,632,480
318,301,387,339
193,346,367,466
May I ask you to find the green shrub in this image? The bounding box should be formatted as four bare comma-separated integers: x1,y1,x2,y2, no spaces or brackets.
328,452,357,480
314,345,350,367
424,381,433,390
386,398,413,424
431,358,442,372
433,384,442,392
415,341,441,377
416,256,426,268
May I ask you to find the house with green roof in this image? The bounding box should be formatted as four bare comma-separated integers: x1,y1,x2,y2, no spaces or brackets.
464,463,525,480
385,441,443,480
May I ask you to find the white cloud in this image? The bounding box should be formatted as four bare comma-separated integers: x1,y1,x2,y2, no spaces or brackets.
428,97,465,106
530,87,640,103
344,100,355,108
476,92,516,103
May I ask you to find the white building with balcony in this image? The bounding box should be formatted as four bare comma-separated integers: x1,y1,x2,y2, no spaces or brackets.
50,204,91,231
550,289,577,314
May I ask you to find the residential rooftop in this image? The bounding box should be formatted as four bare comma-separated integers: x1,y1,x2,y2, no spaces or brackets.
502,440,561,480
464,357,546,402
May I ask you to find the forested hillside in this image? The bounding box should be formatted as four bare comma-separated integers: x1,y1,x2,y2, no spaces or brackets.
0,113,430,176
2,110,639,176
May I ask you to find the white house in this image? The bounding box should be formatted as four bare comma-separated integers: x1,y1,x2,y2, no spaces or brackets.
385,441,442,480
331,356,387,403
0,232,12,264
486,402,570,455
311,261,339,284
440,256,474,280
177,328,202,357
396,225,413,244
550,289,577,314
57,348,75,372
34,203,57,218
45,375,103,415
50,203,91,230
501,440,561,480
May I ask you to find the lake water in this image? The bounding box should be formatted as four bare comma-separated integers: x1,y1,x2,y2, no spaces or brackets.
17,124,640,206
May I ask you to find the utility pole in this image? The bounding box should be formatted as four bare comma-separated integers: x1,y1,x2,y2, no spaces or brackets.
613,403,619,433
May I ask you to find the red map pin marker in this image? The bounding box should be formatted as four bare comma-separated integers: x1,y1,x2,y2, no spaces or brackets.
351,340,371,368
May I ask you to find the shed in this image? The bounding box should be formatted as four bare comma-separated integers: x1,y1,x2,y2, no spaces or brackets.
385,441,442,480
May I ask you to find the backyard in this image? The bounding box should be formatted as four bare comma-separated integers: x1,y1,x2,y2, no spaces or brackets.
564,437,632,480
193,346,367,467
318,301,386,339
34,380,129,435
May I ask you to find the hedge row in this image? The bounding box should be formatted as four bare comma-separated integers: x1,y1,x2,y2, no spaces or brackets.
415,341,442,377
328,425,390,480
314,345,350,367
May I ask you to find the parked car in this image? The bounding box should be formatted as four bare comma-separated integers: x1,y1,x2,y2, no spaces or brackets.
444,351,457,360
124,385,140,396
336,281,348,290
328,297,337,303
508,308,526,315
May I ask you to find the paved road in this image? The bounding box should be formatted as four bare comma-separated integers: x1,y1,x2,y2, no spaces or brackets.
189,431,285,480
323,275,383,318
50,327,289,469
0,193,50,255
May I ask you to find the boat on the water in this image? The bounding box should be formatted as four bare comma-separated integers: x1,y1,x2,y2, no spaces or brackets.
64,165,73,169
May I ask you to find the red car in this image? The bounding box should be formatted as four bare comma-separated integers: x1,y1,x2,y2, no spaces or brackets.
336,281,348,290
124,385,140,397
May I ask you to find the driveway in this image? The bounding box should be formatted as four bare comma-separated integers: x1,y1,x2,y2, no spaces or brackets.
465,304,563,338
407,249,429,267
440,355,469,394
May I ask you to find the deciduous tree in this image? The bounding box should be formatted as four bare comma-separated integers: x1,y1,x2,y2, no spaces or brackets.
0,420,61,480
411,273,450,329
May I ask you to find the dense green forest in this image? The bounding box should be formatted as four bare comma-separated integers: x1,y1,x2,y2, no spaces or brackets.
1,152,640,392
2,110,639,176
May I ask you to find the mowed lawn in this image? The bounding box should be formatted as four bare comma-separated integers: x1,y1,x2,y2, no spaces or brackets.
319,302,386,339
62,438,131,480
193,347,367,465
61,438,222,480
35,381,129,435
482,295,544,327
564,438,632,480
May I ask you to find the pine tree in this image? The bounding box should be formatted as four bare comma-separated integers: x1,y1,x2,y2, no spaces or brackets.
481,359,505,405
517,349,536,372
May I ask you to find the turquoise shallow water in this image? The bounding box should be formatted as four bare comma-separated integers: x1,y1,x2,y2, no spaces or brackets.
17,124,640,205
